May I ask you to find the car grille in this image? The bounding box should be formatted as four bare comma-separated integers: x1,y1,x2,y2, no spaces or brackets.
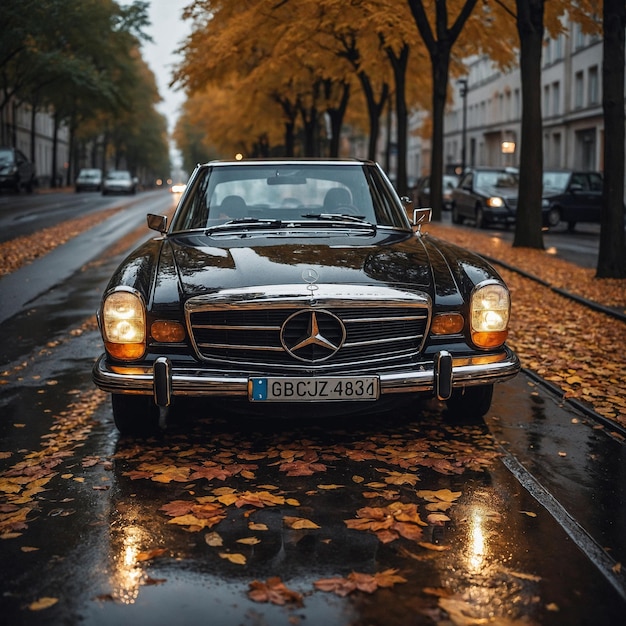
185,293,430,374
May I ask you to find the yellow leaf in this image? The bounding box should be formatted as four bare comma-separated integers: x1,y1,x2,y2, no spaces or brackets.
237,537,261,545
285,498,300,506
317,484,343,490
248,522,269,531
520,511,537,517
418,542,450,551
219,552,246,565
29,597,58,611
352,475,364,483
283,516,320,530
205,532,223,547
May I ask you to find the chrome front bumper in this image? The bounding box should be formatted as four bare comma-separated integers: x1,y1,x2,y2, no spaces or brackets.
93,347,520,407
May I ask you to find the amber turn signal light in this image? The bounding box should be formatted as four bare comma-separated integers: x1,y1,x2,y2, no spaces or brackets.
151,320,186,342
431,313,465,335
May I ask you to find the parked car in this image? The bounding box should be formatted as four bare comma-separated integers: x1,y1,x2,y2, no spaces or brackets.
542,170,603,231
415,174,459,210
75,168,103,192
102,170,136,195
451,167,519,228
92,158,520,435
0,146,35,193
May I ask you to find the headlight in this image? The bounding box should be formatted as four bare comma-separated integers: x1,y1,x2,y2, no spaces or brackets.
470,282,510,348
486,196,504,208
102,290,146,360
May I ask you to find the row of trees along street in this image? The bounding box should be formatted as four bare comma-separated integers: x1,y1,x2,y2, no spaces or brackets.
173,0,625,278
0,0,170,188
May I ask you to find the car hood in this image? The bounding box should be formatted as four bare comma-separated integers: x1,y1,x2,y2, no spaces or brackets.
132,229,496,311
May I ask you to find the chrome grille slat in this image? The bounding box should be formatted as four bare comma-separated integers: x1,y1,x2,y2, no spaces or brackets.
185,289,431,372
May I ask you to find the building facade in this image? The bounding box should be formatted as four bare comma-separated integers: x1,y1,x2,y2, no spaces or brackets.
0,101,71,188
408,18,624,183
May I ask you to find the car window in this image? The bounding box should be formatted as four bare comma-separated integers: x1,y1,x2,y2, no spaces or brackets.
170,163,402,231
588,173,603,191
571,173,589,190
475,171,518,188
542,172,570,192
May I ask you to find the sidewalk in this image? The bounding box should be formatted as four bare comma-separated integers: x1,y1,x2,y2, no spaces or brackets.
425,221,626,431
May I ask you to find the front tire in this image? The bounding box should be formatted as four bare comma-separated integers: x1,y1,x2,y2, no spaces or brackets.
111,394,160,436
445,384,494,421
547,207,561,228
475,206,486,229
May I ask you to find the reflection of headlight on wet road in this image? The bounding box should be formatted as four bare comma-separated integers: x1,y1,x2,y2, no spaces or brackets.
468,511,486,571
111,526,145,604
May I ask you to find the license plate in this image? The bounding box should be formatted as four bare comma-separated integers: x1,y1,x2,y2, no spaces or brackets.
249,376,379,402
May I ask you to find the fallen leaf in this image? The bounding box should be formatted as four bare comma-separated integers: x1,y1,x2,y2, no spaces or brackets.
29,597,58,611
136,548,166,562
284,516,320,530
237,537,261,545
219,552,246,565
248,577,303,605
205,532,223,547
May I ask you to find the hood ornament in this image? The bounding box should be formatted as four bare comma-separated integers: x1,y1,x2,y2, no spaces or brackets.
302,268,319,298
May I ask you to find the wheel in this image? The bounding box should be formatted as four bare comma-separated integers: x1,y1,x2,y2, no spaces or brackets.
445,384,494,421
475,206,486,229
111,394,160,436
547,207,561,228
451,205,463,224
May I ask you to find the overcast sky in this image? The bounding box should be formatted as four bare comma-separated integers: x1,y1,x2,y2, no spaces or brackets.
142,1,192,142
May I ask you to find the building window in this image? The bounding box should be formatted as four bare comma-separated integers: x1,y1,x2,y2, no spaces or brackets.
574,24,586,49
588,66,599,105
543,85,550,116
554,35,563,61
552,81,560,116
574,71,584,109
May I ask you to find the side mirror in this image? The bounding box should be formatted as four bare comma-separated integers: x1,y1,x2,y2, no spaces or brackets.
412,207,432,233
569,183,583,193
147,213,167,233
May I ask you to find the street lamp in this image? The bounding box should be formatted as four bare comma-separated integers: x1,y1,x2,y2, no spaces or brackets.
457,79,468,175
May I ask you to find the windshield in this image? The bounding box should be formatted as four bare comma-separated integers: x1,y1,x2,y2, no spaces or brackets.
475,171,518,188
171,162,406,232
542,172,570,193
0,149,12,164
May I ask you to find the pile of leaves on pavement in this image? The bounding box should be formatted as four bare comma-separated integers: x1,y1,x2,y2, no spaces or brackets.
0,208,121,276
426,222,626,428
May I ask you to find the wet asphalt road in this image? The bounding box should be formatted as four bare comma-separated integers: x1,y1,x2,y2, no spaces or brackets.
0,193,624,625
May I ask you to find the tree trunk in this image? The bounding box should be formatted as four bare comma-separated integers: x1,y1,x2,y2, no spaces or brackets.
387,43,410,195
597,0,626,278
406,0,479,222
513,0,544,249
358,71,388,161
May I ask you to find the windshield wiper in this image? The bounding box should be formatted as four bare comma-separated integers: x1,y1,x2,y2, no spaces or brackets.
301,212,372,224
205,218,283,233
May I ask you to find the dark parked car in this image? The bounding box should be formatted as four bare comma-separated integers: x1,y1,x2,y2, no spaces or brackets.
75,168,103,192
451,167,519,228
542,170,603,230
0,146,35,193
415,174,459,210
102,170,136,195
93,159,519,434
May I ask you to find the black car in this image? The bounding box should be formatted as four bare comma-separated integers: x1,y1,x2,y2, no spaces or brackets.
415,174,459,210
451,167,519,228
93,159,519,434
0,146,35,193
542,170,603,230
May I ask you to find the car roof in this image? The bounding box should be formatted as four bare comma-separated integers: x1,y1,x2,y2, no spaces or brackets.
203,158,372,168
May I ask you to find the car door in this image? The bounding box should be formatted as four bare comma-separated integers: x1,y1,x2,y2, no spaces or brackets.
454,171,474,218
583,173,603,223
